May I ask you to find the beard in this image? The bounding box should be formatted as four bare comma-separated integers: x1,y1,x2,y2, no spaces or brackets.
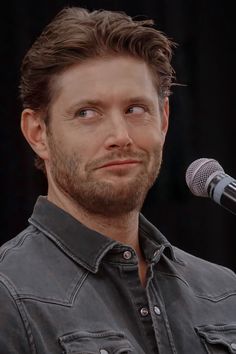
48,137,163,217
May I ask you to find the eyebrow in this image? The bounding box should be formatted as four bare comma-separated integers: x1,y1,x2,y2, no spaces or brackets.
123,96,156,106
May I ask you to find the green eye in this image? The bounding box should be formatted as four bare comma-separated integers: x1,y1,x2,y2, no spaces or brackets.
78,109,98,118
127,106,145,114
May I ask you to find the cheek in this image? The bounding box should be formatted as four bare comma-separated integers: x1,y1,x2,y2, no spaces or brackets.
64,133,101,167
134,128,164,151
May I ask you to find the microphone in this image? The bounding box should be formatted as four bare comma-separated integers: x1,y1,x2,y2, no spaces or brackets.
185,158,236,215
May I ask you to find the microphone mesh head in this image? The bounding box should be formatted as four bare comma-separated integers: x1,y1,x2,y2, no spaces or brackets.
185,158,224,197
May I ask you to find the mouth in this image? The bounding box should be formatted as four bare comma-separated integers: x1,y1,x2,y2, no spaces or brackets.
98,159,141,169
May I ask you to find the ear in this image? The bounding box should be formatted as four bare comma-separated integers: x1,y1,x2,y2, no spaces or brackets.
160,97,169,140
21,108,49,161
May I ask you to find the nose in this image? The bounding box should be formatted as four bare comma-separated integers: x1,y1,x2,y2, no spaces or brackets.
104,114,133,150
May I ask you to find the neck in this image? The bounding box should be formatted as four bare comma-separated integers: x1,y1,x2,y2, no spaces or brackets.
47,188,141,254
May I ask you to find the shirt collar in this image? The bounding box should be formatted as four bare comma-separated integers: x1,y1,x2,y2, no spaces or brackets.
138,214,177,263
29,196,176,273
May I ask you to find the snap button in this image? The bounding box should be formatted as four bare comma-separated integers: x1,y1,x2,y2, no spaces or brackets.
140,307,149,317
154,306,161,315
123,250,132,260
231,343,236,350
100,350,109,354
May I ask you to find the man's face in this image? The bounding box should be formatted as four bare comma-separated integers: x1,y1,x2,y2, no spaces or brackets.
46,56,169,216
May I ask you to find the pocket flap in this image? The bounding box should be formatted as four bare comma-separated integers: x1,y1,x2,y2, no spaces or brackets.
195,324,236,353
59,330,134,353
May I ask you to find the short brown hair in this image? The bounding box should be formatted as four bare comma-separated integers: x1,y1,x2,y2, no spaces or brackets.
20,7,175,171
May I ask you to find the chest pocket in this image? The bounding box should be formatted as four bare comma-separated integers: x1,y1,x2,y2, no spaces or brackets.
195,324,236,353
58,330,134,354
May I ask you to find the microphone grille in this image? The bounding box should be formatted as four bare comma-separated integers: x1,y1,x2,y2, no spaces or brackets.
185,158,224,197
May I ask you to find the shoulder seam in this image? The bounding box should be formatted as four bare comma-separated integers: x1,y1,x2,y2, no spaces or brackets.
0,274,37,354
0,232,33,263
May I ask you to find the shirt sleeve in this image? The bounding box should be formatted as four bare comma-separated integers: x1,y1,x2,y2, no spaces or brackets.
0,280,31,354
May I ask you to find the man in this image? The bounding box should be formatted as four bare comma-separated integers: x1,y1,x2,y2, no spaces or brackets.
0,7,236,354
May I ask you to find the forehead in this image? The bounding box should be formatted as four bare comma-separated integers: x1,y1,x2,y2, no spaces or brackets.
50,55,158,106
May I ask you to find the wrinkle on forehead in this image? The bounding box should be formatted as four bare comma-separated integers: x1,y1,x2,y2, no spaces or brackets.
49,55,160,111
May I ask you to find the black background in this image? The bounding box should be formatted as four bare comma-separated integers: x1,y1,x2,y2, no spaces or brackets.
1,0,236,270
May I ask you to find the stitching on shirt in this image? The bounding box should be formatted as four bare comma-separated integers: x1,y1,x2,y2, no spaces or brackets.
0,275,37,354
16,298,38,354
149,281,178,354
102,259,138,266
156,272,236,301
62,330,126,341
93,241,117,271
195,291,236,302
15,294,76,306
196,324,236,332
30,218,115,273
13,271,89,306
117,264,153,353
0,232,32,263
69,270,89,304
30,219,94,271
65,267,88,301
156,271,190,287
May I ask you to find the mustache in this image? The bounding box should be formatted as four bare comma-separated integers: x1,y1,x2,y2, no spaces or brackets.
86,150,148,171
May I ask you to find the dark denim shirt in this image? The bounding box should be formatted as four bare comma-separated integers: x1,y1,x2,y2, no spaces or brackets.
1,196,236,353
